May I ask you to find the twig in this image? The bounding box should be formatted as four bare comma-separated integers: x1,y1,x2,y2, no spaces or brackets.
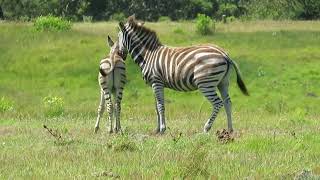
43,125,62,140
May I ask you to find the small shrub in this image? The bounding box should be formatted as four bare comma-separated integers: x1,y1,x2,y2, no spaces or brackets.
111,135,137,152
0,97,14,112
109,12,125,22
196,14,215,35
158,16,171,22
173,27,185,34
43,95,65,117
82,15,93,22
34,15,71,32
226,16,236,23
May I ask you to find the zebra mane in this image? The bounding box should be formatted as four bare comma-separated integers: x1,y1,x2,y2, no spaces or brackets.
127,18,161,50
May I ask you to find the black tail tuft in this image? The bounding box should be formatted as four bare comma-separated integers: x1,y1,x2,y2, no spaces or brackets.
236,75,249,96
231,60,249,96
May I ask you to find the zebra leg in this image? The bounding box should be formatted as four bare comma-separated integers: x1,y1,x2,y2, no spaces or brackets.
104,91,113,134
152,83,166,134
114,90,123,133
218,78,233,132
154,97,161,133
94,90,105,133
114,101,122,133
199,88,223,133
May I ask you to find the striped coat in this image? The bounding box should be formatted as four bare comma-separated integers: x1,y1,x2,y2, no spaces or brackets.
117,16,249,134
94,36,126,134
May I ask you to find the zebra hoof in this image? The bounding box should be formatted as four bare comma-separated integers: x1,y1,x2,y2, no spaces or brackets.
108,129,113,134
94,127,99,133
203,124,212,133
159,127,166,135
114,128,122,134
228,128,234,134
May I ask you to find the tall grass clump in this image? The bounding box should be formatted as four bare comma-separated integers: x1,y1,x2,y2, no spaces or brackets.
0,97,14,112
43,95,65,118
179,142,210,178
34,15,71,32
196,14,215,35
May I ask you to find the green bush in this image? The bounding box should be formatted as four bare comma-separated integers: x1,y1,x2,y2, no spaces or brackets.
196,14,214,35
109,12,125,21
82,15,93,22
226,16,236,23
34,15,71,32
43,95,65,117
158,16,171,22
0,97,14,112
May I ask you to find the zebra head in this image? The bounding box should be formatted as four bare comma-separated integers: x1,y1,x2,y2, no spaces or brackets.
117,15,141,56
118,15,160,66
100,36,127,76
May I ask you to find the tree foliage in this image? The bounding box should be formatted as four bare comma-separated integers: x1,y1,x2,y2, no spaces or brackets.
0,0,319,21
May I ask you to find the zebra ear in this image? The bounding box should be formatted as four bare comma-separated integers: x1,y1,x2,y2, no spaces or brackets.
128,14,136,21
119,22,125,31
107,35,114,47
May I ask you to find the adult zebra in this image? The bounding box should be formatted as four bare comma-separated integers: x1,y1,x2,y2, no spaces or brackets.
117,15,249,134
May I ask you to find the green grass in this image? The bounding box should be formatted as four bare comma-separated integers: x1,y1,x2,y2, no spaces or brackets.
1,20,320,179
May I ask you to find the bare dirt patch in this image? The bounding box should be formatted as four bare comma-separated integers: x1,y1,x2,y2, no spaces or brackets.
0,126,16,136
216,129,234,144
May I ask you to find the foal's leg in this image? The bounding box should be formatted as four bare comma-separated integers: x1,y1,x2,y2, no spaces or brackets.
114,89,123,133
94,90,105,133
152,83,166,134
104,90,113,133
199,87,223,133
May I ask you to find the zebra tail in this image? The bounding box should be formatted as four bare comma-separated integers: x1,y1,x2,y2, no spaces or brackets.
99,67,107,77
230,60,249,96
99,60,114,77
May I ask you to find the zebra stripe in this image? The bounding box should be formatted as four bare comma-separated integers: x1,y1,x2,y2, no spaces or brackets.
94,37,126,134
118,16,248,134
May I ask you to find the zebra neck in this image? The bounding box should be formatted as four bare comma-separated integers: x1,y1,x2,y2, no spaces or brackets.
130,45,151,69
131,48,145,68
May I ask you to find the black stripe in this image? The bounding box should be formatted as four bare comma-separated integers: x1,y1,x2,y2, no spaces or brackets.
115,67,126,70
198,79,218,85
99,67,107,77
209,70,225,76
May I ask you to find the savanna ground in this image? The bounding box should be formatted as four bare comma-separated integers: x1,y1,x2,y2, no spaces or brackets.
1,20,320,179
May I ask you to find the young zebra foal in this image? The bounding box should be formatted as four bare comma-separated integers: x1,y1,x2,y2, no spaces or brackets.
94,36,127,134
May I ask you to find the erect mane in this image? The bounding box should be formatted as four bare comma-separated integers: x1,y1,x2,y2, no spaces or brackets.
127,18,161,49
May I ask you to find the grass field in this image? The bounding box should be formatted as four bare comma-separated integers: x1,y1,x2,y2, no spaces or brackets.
1,20,320,179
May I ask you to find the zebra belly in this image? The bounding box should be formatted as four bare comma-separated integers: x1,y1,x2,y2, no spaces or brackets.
193,59,228,88
161,77,196,91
